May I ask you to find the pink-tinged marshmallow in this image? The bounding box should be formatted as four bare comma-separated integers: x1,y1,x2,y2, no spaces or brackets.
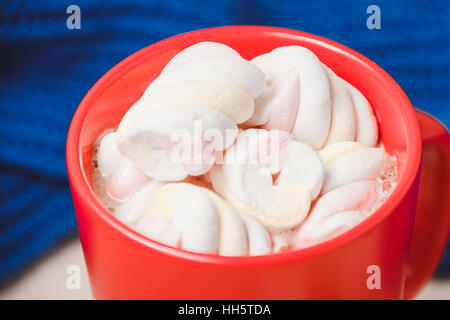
321,147,387,194
247,70,300,130
106,160,151,201
309,210,366,244
252,46,331,149
222,129,291,210
211,164,311,232
294,180,378,244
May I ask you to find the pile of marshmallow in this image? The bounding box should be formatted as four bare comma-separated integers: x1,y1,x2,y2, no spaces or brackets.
94,42,396,256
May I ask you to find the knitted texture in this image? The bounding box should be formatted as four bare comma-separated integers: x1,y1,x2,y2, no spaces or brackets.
0,0,449,284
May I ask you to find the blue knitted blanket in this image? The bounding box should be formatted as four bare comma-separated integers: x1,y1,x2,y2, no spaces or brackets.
1,0,449,284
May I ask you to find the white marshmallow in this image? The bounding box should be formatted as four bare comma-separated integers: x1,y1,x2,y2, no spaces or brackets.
96,131,128,178
139,183,248,256
318,141,365,166
222,129,288,210
276,140,324,200
252,46,331,149
237,212,272,256
345,81,379,147
210,165,311,231
114,180,166,226
172,183,219,254
140,80,254,124
135,213,179,247
296,180,378,240
134,183,179,246
201,188,248,256
309,210,365,243
148,56,266,98
116,104,238,181
322,147,386,194
210,164,255,212
323,66,356,145
162,42,242,73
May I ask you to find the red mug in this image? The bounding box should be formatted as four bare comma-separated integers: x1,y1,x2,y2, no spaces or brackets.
66,26,450,299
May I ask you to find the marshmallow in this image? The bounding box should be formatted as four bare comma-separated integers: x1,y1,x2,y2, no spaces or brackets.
139,80,254,124
106,159,150,201
223,161,273,211
295,180,378,242
93,41,396,256
222,129,290,210
263,184,311,231
96,131,128,178
216,129,317,230
323,66,356,145
252,46,331,149
134,183,179,246
244,87,271,126
114,180,166,226
201,187,248,256
275,140,324,200
210,165,311,231
210,164,257,213
116,105,238,181
322,147,386,194
237,212,272,255
135,213,180,247
96,131,151,200
246,70,300,130
162,42,242,73
172,183,220,254
309,210,366,244
318,141,365,166
139,183,248,256
345,81,379,147
148,56,266,98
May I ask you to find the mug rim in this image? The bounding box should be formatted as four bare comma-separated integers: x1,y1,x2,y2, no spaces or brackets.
66,25,422,266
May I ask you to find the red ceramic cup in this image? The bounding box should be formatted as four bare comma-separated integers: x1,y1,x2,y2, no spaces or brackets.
66,26,450,299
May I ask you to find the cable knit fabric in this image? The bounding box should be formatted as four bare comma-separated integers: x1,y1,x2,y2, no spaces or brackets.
0,0,449,284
